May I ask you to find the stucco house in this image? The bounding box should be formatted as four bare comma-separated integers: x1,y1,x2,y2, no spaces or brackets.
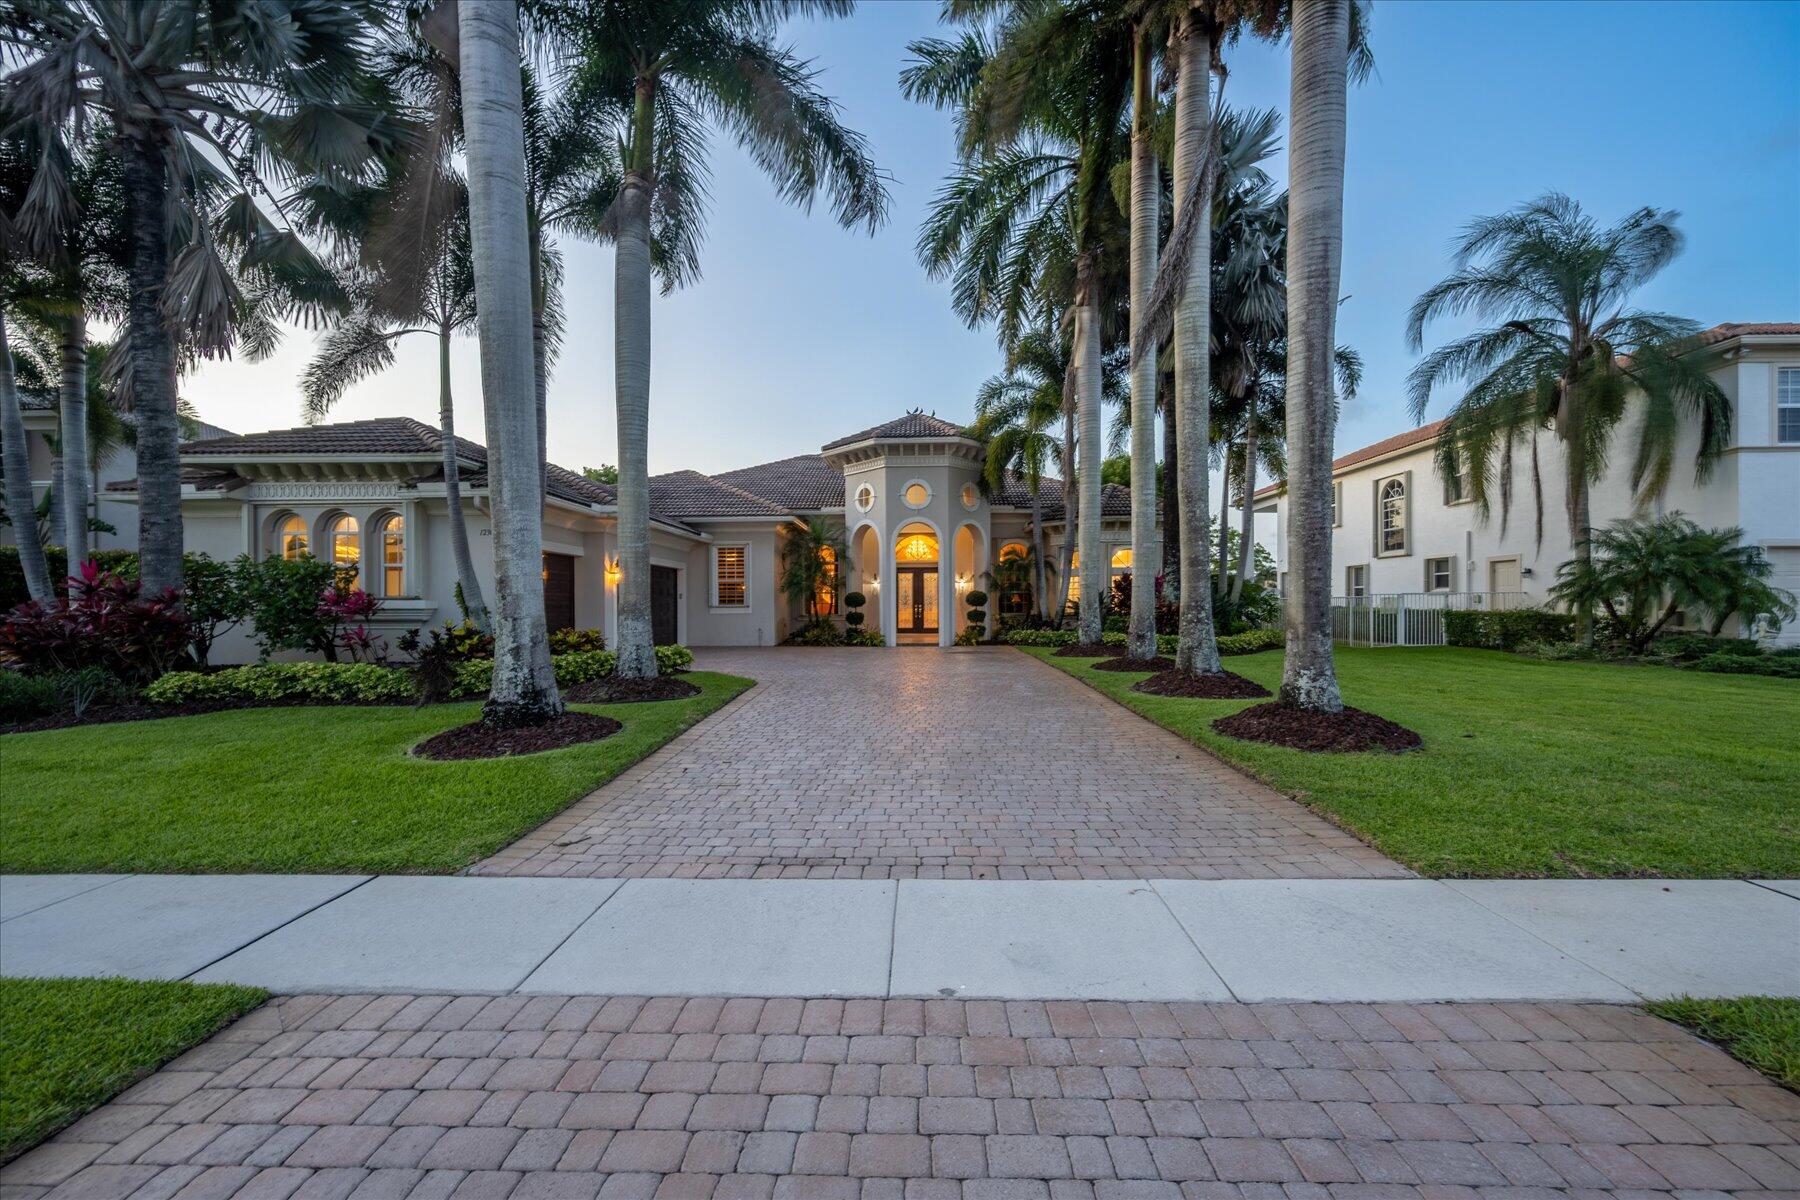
1254,323,1800,643
81,411,1132,661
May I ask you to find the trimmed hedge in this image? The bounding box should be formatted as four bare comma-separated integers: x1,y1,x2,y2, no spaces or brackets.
1217,627,1285,655
1444,608,1575,650
1693,652,1800,679
146,644,699,707
1000,626,1284,656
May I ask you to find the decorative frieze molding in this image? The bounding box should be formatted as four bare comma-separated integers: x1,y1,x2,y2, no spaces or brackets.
246,482,409,502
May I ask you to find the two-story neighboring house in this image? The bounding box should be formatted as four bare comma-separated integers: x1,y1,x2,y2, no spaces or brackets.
1254,322,1800,644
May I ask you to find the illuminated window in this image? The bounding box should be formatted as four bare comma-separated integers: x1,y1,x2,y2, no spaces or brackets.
855,483,875,511
713,544,747,607
816,545,838,615
327,514,361,569
1066,550,1079,602
1110,547,1133,569
960,482,979,510
999,542,1028,561
378,515,405,596
1378,476,1407,555
902,481,930,509
897,533,937,562
275,514,308,560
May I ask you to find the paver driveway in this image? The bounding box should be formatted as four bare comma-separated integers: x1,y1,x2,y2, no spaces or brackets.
476,648,1404,881
9,992,1800,1199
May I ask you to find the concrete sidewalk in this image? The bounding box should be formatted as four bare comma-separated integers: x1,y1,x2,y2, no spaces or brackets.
3,875,1796,1003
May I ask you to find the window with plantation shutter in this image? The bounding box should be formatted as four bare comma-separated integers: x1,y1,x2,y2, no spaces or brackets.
713,545,747,607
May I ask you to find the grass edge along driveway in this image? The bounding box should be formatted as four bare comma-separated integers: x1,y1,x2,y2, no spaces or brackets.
1645,996,1800,1090
0,977,268,1163
0,672,753,876
1026,645,1798,879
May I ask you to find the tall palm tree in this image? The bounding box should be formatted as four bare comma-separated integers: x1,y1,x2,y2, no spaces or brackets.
1405,193,1729,645
1277,0,1351,713
557,0,888,678
458,0,561,727
2,0,392,593
1123,16,1161,661
0,308,52,601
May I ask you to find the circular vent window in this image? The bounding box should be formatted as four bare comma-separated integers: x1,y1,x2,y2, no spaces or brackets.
903,481,931,509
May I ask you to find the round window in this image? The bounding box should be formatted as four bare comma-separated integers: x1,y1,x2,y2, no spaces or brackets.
960,483,979,510
855,483,875,512
903,481,930,509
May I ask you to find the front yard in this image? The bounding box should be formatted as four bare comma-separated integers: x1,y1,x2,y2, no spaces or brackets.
1030,645,1799,879
0,672,752,875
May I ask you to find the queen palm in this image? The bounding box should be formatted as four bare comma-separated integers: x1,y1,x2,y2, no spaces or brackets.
301,190,491,630
1406,193,1730,645
2,0,392,593
781,518,850,625
556,0,888,678
459,0,561,728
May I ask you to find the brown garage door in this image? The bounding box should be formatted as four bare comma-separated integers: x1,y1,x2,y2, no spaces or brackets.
542,552,575,632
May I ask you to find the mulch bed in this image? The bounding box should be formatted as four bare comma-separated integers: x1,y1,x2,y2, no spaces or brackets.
413,711,623,761
1132,669,1272,699
1052,642,1123,657
1090,655,1179,673
563,676,701,704
1211,702,1423,753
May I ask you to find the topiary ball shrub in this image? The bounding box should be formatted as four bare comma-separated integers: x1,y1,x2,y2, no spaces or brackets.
965,590,988,607
844,591,866,609
844,611,865,627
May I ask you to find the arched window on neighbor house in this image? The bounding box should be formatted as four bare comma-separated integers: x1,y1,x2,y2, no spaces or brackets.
1379,477,1407,555
275,513,308,560
327,514,361,572
377,514,405,596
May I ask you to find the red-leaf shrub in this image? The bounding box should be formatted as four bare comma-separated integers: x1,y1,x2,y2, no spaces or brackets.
0,560,193,681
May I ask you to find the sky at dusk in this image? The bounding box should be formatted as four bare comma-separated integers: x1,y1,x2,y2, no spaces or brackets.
178,0,1800,489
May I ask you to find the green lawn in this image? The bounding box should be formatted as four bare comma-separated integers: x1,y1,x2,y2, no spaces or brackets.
0,978,267,1161
0,672,752,875
1646,997,1800,1089
1027,646,1799,878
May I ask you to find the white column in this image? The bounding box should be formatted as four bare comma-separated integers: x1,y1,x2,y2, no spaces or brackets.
880,533,897,648
938,552,954,647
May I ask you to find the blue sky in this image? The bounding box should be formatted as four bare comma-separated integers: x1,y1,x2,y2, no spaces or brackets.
183,0,1800,481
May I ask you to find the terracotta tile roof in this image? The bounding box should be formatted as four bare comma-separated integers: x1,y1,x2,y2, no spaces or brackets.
1694,321,1800,345
105,468,240,493
820,411,970,451
1254,419,1446,501
648,470,791,518
1036,482,1131,522
716,454,846,511
182,416,459,458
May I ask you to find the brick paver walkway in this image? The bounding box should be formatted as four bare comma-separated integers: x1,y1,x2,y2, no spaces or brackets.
477,649,1404,881
8,993,1799,1199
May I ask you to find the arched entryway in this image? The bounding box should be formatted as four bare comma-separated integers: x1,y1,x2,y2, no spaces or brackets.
953,523,987,639
891,521,944,645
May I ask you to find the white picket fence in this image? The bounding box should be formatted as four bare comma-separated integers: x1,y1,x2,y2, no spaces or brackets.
1329,591,1531,647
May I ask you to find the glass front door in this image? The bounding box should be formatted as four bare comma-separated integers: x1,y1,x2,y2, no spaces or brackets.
897,567,938,633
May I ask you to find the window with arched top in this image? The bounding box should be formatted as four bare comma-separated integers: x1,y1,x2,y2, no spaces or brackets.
1378,476,1408,555
327,514,361,571
275,514,308,560
960,482,979,510
376,514,405,596
1110,547,1133,569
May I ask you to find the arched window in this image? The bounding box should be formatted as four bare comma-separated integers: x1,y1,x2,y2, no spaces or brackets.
960,482,979,510
1110,547,1133,570
377,514,405,596
1379,477,1407,554
327,514,361,571
275,514,308,560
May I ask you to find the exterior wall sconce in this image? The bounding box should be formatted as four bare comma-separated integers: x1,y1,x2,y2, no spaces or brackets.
955,573,972,592
605,557,622,586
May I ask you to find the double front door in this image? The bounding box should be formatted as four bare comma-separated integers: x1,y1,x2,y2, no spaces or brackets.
896,567,938,634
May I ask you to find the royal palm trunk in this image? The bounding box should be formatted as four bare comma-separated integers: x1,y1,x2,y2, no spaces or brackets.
1161,391,1180,604
1170,11,1223,676
1125,28,1160,661
459,0,563,726
1057,396,1078,627
122,129,185,596
1232,413,1257,603
439,325,490,628
59,313,89,564
1277,0,1350,713
1074,251,1104,645
0,316,53,602
611,75,658,679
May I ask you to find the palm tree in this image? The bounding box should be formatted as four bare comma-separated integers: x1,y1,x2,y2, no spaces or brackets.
1405,194,1730,645
2,0,392,593
556,0,888,679
782,518,850,625
1275,0,1351,713
0,308,52,601
1123,15,1161,661
459,0,561,728
970,321,1074,620
301,188,492,630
